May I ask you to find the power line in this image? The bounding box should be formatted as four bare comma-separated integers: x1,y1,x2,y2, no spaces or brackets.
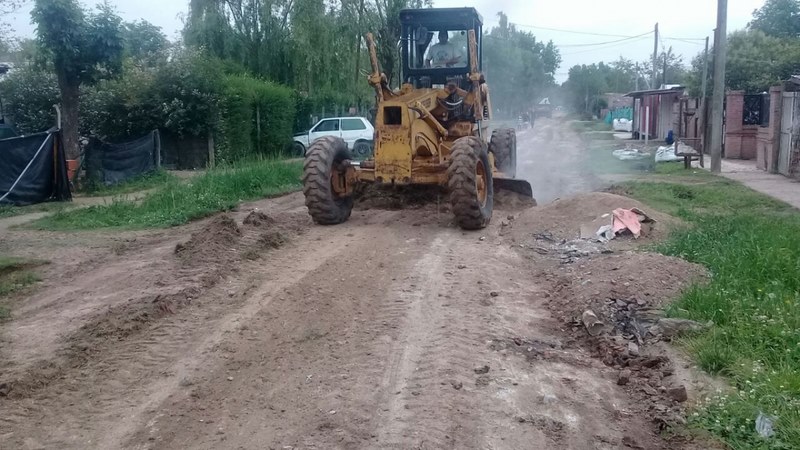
662,37,707,46
661,35,707,41
559,36,652,56
508,22,649,38
557,31,654,48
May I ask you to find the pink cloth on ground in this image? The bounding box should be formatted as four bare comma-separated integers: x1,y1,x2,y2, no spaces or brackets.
611,208,643,238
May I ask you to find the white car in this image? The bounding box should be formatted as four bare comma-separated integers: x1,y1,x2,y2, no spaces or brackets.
293,116,374,158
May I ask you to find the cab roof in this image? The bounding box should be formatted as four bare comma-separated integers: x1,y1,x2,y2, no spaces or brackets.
398,7,483,27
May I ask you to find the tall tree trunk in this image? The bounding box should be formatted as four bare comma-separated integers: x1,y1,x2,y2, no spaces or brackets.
56,69,80,160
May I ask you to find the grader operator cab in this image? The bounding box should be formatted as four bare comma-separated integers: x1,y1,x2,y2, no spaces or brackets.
302,7,533,230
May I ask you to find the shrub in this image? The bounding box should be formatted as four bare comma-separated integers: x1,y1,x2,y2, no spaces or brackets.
218,74,295,162
0,65,60,134
81,63,160,139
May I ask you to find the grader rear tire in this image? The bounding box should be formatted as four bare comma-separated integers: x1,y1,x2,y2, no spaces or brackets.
447,136,493,230
489,128,517,177
303,136,354,225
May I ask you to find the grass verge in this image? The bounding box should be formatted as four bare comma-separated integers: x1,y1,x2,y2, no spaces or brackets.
32,158,303,230
570,120,613,133
619,173,800,449
80,168,179,197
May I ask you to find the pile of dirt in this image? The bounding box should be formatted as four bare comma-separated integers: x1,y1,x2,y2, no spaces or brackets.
493,189,537,210
508,192,681,243
242,210,277,227
545,251,707,321
175,214,242,266
537,250,710,430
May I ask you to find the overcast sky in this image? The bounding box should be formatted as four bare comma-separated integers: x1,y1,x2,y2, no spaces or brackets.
5,0,767,83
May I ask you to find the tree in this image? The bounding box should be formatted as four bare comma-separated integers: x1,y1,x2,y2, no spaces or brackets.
685,29,800,96
122,20,170,66
31,0,124,158
638,46,687,87
749,0,800,38
482,12,561,117
561,63,609,116
1,0,27,52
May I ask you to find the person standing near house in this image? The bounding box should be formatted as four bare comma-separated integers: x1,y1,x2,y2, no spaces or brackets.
425,30,463,68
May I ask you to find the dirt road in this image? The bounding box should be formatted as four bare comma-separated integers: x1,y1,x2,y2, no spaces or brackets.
1,120,712,449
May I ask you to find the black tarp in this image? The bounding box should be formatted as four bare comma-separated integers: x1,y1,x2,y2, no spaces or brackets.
0,130,72,206
85,130,159,186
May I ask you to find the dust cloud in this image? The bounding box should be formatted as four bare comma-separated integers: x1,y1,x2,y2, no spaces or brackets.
509,116,611,205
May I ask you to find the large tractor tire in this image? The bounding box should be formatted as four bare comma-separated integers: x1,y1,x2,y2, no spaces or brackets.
447,136,493,230
489,128,517,177
303,136,354,225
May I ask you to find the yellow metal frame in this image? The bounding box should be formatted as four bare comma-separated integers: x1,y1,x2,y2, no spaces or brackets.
357,30,502,189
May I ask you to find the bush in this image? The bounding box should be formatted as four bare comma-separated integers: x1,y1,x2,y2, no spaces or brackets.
218,74,295,162
3,49,298,163
152,49,225,139
81,63,160,139
0,65,60,134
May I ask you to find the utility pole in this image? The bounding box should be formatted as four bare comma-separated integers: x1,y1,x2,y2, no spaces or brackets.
710,0,727,173
635,63,639,91
663,51,667,85
652,23,659,88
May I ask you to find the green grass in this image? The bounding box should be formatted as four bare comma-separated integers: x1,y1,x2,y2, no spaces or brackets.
583,138,657,175
570,120,613,133
31,158,303,230
620,174,800,449
80,169,179,197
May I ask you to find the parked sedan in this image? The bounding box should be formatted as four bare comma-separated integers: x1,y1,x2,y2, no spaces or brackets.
293,116,374,158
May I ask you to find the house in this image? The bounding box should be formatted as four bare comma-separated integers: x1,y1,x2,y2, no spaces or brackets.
624,85,686,141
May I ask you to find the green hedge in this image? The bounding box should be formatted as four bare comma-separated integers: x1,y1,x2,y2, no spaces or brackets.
1,50,298,162
219,74,295,162
0,66,60,134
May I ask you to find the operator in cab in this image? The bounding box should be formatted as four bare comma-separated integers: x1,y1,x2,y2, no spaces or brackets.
425,30,463,68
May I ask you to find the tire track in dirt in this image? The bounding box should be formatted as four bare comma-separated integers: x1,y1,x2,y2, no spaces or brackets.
0,195,340,449
125,213,436,449
372,236,467,449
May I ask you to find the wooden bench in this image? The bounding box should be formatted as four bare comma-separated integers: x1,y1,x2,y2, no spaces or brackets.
674,138,704,169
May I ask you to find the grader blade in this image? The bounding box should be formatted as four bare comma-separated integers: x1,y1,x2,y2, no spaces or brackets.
493,177,533,198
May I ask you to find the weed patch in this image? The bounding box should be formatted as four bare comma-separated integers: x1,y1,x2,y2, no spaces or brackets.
622,174,800,449
32,159,303,230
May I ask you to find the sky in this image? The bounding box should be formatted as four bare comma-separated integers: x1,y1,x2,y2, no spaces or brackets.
4,0,768,84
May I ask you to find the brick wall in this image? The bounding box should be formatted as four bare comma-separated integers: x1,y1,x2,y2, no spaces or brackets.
724,90,758,160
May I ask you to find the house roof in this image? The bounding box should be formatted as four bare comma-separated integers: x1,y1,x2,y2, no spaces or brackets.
624,86,685,98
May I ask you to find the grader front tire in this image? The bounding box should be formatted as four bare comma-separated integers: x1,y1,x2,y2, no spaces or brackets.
447,136,494,230
302,136,354,225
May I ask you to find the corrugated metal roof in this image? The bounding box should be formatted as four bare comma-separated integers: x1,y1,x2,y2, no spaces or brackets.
624,86,685,97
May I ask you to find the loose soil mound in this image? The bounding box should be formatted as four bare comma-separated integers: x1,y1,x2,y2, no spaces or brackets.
546,251,707,322
493,189,537,210
242,210,276,227
509,192,681,242
175,214,241,266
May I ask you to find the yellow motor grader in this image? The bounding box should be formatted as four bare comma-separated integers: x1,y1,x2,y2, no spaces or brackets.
302,7,533,230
